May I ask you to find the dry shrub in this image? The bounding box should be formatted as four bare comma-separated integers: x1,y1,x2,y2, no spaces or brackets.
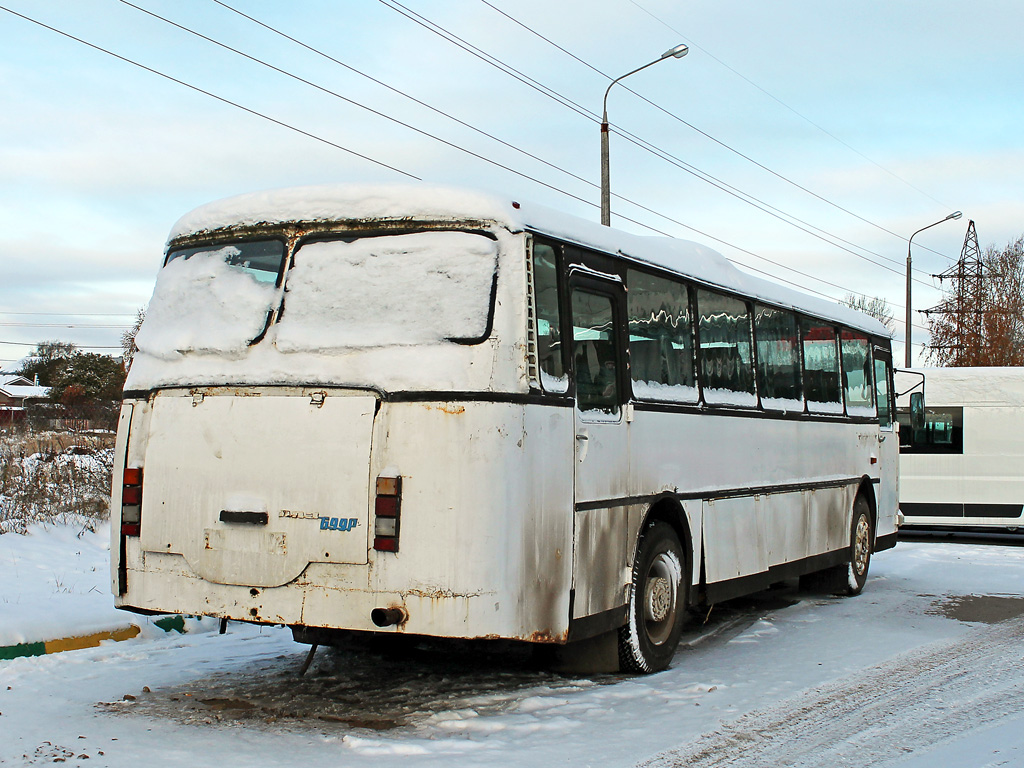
0,430,115,535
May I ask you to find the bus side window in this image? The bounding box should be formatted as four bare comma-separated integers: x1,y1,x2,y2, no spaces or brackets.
531,243,568,393
803,323,842,413
874,357,892,428
696,289,756,407
571,289,621,415
626,269,697,403
753,304,802,410
840,331,874,416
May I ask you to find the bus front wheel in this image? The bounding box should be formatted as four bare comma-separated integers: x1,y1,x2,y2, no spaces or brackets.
618,521,687,673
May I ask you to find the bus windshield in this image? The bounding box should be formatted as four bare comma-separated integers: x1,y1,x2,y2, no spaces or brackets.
274,231,497,350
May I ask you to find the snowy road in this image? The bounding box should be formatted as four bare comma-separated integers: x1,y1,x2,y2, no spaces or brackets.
2,534,1024,767
645,609,1024,768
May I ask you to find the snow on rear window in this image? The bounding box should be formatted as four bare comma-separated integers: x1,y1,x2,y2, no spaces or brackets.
274,232,497,351
134,247,279,359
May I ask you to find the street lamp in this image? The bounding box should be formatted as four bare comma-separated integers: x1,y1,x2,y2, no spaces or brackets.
601,43,688,226
905,211,962,367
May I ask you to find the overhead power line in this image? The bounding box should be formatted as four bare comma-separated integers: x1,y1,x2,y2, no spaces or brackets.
200,4,930,333
378,0,941,284
2,3,919,327
201,0,917,299
478,0,956,269
0,4,418,181
0,311,137,317
0,2,823,304
171,1,947,318
210,0,599,205
0,339,123,350
0,322,131,329
625,0,957,218
117,0,941,300
119,0,896,300
115,0,604,212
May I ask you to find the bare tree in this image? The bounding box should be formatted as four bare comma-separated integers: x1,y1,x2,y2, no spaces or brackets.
927,235,1024,366
841,294,895,333
121,307,146,372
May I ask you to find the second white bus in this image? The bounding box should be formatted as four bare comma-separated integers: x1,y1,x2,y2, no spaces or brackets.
111,184,898,672
898,366,1024,530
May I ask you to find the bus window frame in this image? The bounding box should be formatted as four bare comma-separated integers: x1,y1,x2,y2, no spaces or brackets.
566,265,629,418
839,329,875,417
163,236,290,288
873,347,895,429
527,237,570,394
752,303,804,411
284,228,502,348
527,232,893,424
800,318,843,414
624,265,699,406
693,286,758,409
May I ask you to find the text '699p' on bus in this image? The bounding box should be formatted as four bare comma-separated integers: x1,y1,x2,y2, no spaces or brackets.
112,184,898,673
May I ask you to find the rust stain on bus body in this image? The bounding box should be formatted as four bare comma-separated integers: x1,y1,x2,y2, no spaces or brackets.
422,403,466,416
459,629,568,644
524,628,569,644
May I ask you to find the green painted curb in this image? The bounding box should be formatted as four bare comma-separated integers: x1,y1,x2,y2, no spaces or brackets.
0,615,188,661
153,615,186,633
0,641,46,661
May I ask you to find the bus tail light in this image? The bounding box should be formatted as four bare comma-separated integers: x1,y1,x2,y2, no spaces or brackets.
121,466,143,537
373,475,401,552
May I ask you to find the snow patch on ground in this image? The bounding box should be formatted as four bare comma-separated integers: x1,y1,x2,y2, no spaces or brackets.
2,528,1023,767
0,522,125,646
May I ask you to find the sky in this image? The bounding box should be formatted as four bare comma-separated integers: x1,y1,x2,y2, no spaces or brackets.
1,0,1022,368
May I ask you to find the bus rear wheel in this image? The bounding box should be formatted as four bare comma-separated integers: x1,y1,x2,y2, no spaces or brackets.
618,521,687,673
844,496,873,594
803,495,872,596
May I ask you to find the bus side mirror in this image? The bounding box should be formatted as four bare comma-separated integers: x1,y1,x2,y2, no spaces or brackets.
909,392,925,431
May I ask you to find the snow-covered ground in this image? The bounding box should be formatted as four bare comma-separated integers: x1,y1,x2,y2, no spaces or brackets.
2,524,1023,767
1,523,128,647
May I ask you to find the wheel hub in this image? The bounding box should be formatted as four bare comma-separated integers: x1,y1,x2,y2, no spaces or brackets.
646,576,672,623
853,515,870,575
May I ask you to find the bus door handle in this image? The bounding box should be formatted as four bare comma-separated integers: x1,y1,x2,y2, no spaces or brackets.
575,432,589,462
878,434,886,443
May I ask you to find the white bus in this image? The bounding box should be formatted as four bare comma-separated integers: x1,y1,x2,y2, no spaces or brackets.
898,367,1024,530
111,184,898,672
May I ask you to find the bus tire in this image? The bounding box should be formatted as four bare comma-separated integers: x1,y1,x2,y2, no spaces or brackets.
618,521,687,673
842,494,873,595
804,494,872,596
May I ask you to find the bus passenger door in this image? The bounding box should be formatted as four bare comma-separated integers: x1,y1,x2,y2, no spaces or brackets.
875,348,899,533
568,280,630,621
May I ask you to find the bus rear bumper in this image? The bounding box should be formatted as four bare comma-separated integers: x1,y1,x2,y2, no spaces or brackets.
114,556,570,645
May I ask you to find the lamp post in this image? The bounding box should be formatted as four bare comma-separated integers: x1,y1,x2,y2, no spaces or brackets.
905,211,962,367
601,43,688,226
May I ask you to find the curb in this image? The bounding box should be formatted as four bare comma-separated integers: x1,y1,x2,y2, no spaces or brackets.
0,615,187,661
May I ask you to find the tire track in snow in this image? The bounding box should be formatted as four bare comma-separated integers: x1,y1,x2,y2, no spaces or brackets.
641,615,1024,768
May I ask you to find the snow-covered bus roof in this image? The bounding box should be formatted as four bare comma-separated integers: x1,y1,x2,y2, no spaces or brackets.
170,183,891,338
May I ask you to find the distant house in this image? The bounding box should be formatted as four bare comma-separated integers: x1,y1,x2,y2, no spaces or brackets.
0,373,50,425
